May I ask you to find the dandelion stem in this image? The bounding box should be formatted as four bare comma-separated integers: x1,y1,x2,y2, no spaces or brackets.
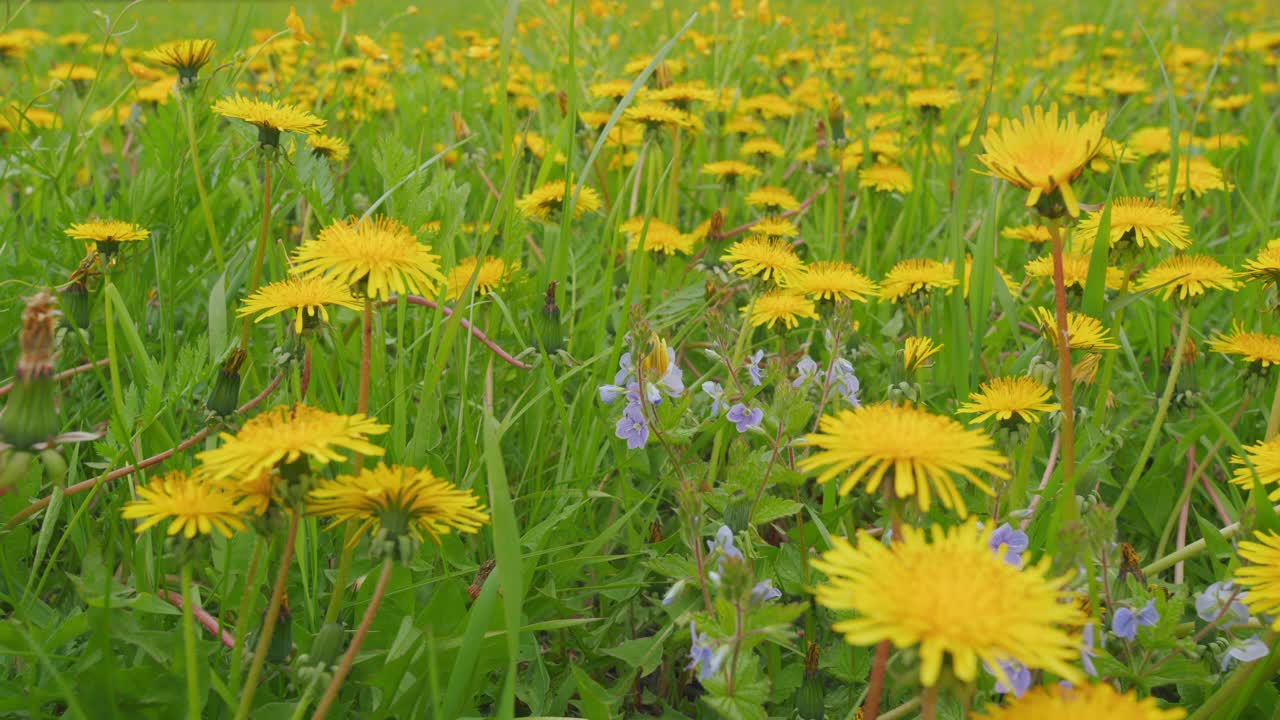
1266,372,1280,441
862,640,891,720
1113,305,1192,520
229,536,265,695
1045,218,1077,508
311,556,395,720
180,92,224,272
240,155,273,352
920,685,938,720
1155,396,1246,559
181,563,201,720
359,295,372,416
236,511,299,720
878,697,923,720
383,295,532,370
322,524,358,626
102,273,128,437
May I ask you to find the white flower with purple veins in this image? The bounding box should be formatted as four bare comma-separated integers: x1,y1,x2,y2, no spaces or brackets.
702,381,728,417
830,358,861,407
1112,599,1159,641
792,355,819,388
1196,581,1250,627
985,659,1032,697
988,523,1029,566
745,349,765,386
727,403,764,433
751,580,782,604
1221,634,1270,670
687,622,728,680
614,402,649,449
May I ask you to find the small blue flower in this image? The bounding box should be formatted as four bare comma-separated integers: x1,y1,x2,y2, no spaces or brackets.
707,525,743,561
702,381,727,417
687,622,725,680
751,580,782,604
726,403,764,433
745,349,765,387
1222,634,1269,670
1112,599,1159,641
986,659,1031,697
1080,623,1098,676
830,358,861,406
662,579,687,606
1196,581,1250,627
988,523,1029,566
614,402,649,449
792,356,818,388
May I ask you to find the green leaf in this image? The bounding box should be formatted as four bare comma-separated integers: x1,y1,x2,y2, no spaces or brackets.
570,664,614,720
602,624,672,676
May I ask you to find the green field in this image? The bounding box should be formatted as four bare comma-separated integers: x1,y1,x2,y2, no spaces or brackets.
2,0,1280,718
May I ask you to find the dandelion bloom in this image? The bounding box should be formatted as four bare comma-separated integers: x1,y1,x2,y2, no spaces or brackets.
212,96,325,146
292,215,446,300
750,217,799,240
906,87,960,112
811,522,1085,687
1235,531,1280,627
1239,241,1280,287
620,218,694,256
880,258,958,303
1033,307,1118,351
859,163,913,193
445,256,518,301
308,463,489,545
197,404,387,481
977,104,1106,217
64,219,149,254
1002,224,1051,244
515,180,602,222
1230,437,1280,501
307,133,350,162
237,276,361,333
122,471,246,539
976,682,1184,720
701,160,762,182
721,236,804,285
1208,324,1280,368
1024,253,1124,290
145,39,215,81
747,291,817,329
286,6,312,42
958,376,1059,425
1136,255,1238,301
792,261,879,303
800,403,1009,516
745,186,799,213
902,336,942,371
1074,197,1191,251
740,136,785,160
1146,157,1234,198
624,101,699,132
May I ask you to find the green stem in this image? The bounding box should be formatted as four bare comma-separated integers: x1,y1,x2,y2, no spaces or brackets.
236,511,299,720
311,556,395,720
1265,371,1280,441
290,674,323,720
181,563,200,720
239,156,273,351
322,525,358,625
879,697,923,720
102,272,128,433
229,536,265,696
1112,305,1192,520
180,92,224,272
1045,219,1077,504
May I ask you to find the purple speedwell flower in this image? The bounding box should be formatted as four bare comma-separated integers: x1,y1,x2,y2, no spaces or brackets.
792,355,818,388
614,402,649,449
598,346,684,406
726,403,764,433
985,659,1032,697
745,349,765,386
702,381,728,417
1222,634,1269,670
661,579,687,606
1112,599,1159,641
750,580,782,604
1080,623,1098,676
1196,581,1250,627
988,523,1029,566
707,525,743,561
687,622,726,680
830,358,861,406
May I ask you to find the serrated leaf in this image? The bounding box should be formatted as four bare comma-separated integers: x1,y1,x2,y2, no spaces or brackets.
602,624,671,676
751,495,804,525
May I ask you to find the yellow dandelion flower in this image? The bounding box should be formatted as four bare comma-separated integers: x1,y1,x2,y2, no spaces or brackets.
354,34,386,61
1073,352,1103,385
881,258,958,303
64,219,149,249
722,236,804,285
701,160,762,182
740,136,785,160
1236,530,1280,627
589,79,633,101
750,217,800,240
1146,157,1234,198
308,463,489,545
1033,307,1118,351
1002,224,1051,244
747,291,818,329
48,63,97,82
146,39,216,80
745,186,799,213
958,376,1059,425
198,404,388,482
792,261,879,303
624,101,699,132
903,336,943,371
647,82,716,107
799,403,1009,516
962,255,1017,299
237,275,361,334
859,163,913,193
515,180,602,223
1074,197,1191,251
906,87,960,112
1239,241,1280,287
976,682,1184,720
292,215,446,300
812,522,1085,687
307,133,350,162
212,95,325,146
977,104,1106,217
286,6,313,43
445,256,518,301
619,218,694,256
1024,253,1124,290
723,116,766,137
740,93,798,119
122,470,246,539
1208,323,1280,368
1136,254,1238,301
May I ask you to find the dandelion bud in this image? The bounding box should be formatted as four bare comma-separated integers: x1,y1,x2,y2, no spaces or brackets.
827,102,845,146
654,61,671,89
265,600,294,664
297,621,346,683
38,448,68,487
207,348,246,417
537,281,564,353
0,451,34,490
61,278,92,330
0,292,61,451
450,112,472,142
556,91,569,118
707,209,725,242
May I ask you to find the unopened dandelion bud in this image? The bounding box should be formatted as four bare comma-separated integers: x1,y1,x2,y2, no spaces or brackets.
0,292,61,451
207,348,246,417
708,209,725,242
828,103,845,146
38,448,68,487
537,281,563,353
61,278,92,330
297,621,345,683
0,451,34,490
